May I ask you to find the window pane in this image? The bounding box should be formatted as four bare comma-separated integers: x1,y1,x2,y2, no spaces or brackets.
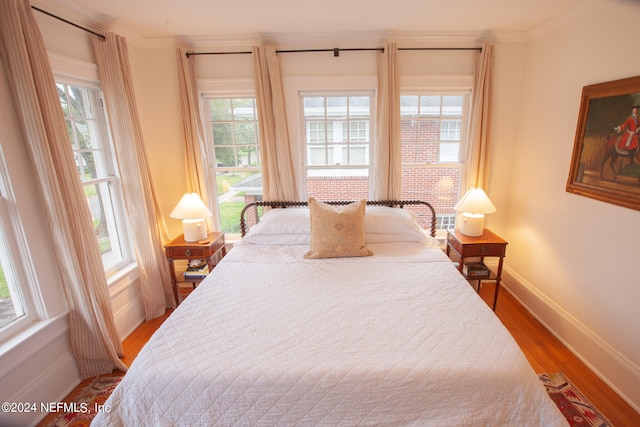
210,99,232,121
439,143,459,163
214,147,236,167
420,96,441,117
213,123,234,145
441,120,461,141
58,81,130,274
232,98,256,120
308,146,330,165
67,85,94,118
241,146,260,167
418,119,439,142
78,151,97,180
302,93,372,198
306,168,369,201
0,226,25,329
207,97,263,235
400,95,419,118
327,96,347,119
442,95,463,117
215,170,261,234
349,96,370,118
401,166,461,228
85,182,124,270
234,122,257,145
400,92,468,233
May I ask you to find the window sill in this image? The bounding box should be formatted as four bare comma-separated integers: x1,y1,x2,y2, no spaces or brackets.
0,311,68,378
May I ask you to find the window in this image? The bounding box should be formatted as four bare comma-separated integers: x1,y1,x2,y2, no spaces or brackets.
400,93,470,231
205,97,262,234
0,150,35,338
57,82,131,275
302,93,372,200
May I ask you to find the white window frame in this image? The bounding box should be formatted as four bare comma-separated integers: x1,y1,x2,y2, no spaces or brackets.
55,80,133,278
300,91,374,196
400,75,473,233
200,79,261,239
51,53,135,281
0,147,39,341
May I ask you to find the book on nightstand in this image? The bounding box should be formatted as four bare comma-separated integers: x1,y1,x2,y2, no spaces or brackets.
463,261,490,277
183,260,209,280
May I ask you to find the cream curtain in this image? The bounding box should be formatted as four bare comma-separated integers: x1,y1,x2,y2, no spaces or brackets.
0,0,126,378
463,42,495,191
177,48,214,217
91,33,175,319
253,45,298,201
374,42,402,200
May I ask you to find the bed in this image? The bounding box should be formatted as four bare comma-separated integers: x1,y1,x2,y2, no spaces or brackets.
92,199,567,426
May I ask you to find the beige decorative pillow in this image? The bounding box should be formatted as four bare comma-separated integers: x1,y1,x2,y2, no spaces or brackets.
304,198,373,259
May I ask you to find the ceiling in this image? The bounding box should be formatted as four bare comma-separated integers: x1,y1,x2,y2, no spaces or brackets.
32,0,622,43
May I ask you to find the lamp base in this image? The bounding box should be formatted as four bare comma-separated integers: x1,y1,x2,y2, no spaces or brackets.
182,219,207,242
459,213,485,237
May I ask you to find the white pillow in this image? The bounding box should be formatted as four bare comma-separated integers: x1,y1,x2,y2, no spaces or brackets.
364,206,429,243
242,204,432,245
242,208,310,245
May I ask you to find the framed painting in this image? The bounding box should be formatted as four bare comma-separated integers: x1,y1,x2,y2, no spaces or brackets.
566,75,640,211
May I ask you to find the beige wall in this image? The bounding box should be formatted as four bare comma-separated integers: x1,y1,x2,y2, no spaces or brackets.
502,1,640,410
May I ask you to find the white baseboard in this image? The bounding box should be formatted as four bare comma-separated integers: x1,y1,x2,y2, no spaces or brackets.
502,266,640,413
1,346,80,426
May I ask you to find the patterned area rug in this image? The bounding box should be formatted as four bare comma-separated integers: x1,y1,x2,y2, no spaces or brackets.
42,374,123,427
539,371,611,427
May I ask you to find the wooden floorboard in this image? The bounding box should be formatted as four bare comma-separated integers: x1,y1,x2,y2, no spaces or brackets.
479,283,640,427
42,286,640,426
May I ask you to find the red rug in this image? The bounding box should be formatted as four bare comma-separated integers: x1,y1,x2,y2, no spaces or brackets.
539,371,611,427
42,374,123,427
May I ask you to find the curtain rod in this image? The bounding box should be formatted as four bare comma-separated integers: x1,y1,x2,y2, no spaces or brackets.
186,46,481,58
31,6,106,40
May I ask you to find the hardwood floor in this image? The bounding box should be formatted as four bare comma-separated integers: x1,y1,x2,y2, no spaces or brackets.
478,284,640,426
41,287,640,426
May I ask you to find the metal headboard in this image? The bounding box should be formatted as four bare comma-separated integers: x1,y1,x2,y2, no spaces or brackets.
240,200,437,238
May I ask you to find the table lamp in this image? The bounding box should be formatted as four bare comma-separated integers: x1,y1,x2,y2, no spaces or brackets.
170,193,213,242
454,188,496,237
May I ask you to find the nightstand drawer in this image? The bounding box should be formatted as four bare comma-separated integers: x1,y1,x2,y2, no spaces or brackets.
461,243,505,258
167,247,207,258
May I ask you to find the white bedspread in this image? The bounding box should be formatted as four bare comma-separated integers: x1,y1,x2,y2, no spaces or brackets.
93,242,567,426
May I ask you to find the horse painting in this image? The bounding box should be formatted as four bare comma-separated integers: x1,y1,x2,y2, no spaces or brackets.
600,133,640,180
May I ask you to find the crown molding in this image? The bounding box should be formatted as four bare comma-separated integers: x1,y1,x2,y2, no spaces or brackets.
34,0,611,52
160,30,530,52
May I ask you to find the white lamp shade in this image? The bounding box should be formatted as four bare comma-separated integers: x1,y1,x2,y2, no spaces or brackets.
170,193,213,219
454,188,496,215
170,193,212,242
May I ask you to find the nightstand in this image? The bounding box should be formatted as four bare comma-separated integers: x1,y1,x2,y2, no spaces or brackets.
446,229,507,311
165,231,226,304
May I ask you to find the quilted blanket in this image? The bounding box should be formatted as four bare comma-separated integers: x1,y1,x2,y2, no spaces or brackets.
92,242,567,426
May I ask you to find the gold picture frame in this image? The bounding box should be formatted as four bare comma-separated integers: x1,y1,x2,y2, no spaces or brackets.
566,75,640,211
